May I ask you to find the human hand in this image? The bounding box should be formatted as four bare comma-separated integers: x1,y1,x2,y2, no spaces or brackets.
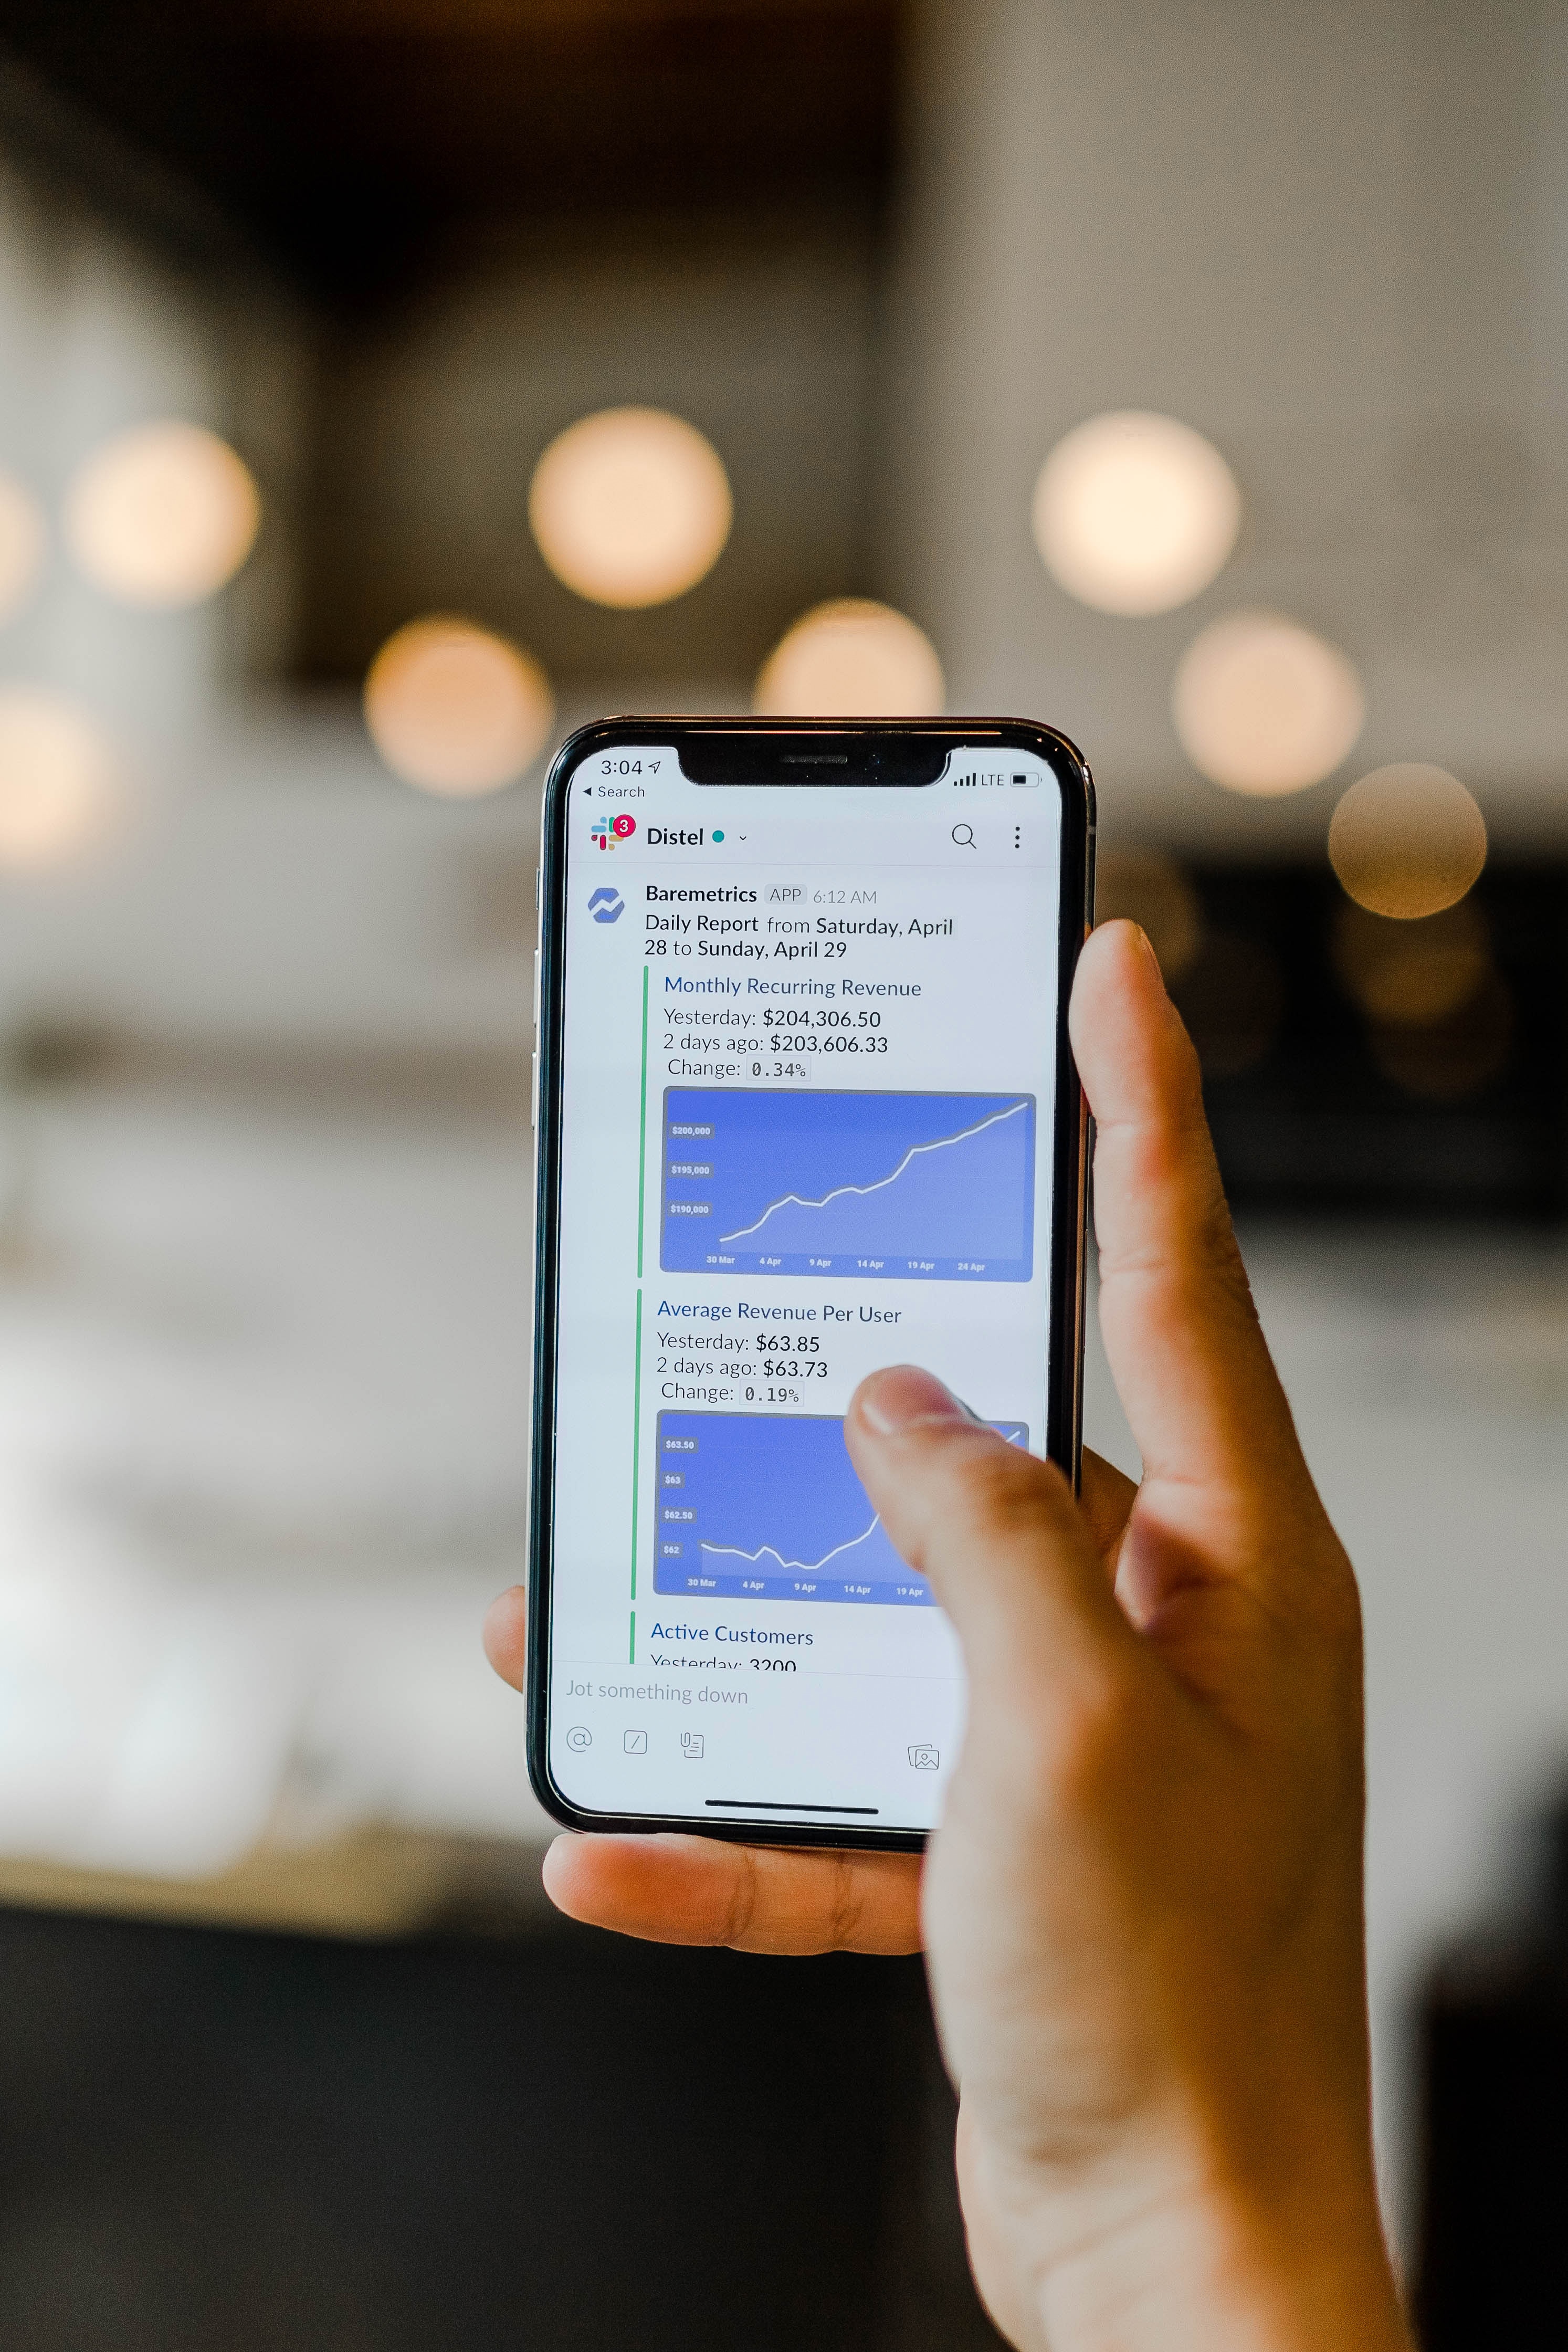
479,921,1149,1955
484,919,1407,2351
481,1453,1137,1956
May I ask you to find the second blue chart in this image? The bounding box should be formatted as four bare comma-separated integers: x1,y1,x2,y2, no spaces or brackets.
660,1087,1037,1281
655,1412,1029,1607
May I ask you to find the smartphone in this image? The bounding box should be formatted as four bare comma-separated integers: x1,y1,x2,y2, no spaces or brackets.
527,717,1093,1850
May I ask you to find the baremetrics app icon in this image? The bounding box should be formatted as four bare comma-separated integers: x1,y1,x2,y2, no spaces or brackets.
588,887,624,924
590,812,636,848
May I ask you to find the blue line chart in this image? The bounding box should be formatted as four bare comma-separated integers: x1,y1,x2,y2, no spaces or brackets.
660,1088,1036,1281
653,1411,1029,1606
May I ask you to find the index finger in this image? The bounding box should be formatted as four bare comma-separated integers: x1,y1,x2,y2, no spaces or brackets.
482,1582,528,1690
1070,920,1313,1511
483,1590,923,1952
542,1833,923,1955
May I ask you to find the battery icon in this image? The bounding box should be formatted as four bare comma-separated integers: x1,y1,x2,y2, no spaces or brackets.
1011,771,1038,787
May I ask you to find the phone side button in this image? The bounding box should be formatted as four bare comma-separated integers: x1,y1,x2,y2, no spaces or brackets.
530,1051,539,1129
532,946,541,1026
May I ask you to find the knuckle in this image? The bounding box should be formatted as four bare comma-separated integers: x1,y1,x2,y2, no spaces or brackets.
997,1663,1141,1813
1253,1505,1364,1657
722,1852,762,1946
1047,1671,1145,1804
1175,1127,1252,1300
1303,1541,1365,1660
828,1853,862,1951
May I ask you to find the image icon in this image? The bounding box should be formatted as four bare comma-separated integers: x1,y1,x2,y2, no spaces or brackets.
588,887,624,923
908,1744,941,1771
661,1088,1036,1281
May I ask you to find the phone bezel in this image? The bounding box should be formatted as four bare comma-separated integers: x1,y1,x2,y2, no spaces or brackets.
527,716,1095,1852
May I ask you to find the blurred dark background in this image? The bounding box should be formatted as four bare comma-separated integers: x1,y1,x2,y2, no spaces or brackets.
0,0,1565,2343
1414,1782,1568,2350
0,1908,997,2352
0,0,902,297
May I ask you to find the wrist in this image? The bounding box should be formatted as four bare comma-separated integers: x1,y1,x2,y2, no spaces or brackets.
986,2136,1411,2352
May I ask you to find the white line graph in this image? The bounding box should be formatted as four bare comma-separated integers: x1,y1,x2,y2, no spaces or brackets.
717,1097,1029,1244
700,1515,884,1575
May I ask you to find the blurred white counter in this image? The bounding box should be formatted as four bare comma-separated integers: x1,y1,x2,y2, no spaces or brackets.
0,1068,554,1930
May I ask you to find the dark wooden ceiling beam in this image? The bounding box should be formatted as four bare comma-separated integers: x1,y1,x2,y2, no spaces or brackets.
0,0,902,300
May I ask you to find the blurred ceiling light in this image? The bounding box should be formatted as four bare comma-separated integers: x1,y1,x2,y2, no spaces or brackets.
364,616,554,796
1368,968,1513,1101
0,472,45,625
1332,898,1490,1028
64,421,260,608
1033,411,1241,615
1170,933,1285,1079
1329,762,1487,919
529,406,731,607
1093,846,1202,982
754,598,944,716
0,687,117,868
1172,610,1364,796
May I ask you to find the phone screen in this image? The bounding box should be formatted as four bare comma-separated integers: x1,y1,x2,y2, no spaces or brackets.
534,729,1085,1839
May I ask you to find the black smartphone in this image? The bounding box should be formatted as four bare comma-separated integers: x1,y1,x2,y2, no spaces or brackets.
527,717,1094,1851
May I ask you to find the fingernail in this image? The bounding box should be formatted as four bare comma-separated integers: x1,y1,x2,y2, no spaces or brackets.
1131,922,1168,992
858,1364,977,1434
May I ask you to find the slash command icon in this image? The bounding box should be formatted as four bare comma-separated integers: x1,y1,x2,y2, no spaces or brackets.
590,887,624,923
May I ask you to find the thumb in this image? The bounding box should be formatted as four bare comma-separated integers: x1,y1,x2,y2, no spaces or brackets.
844,1367,1132,1704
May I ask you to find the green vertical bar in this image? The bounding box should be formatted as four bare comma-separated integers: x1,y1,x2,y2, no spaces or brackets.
629,1287,643,1599
630,961,650,1665
636,965,650,1277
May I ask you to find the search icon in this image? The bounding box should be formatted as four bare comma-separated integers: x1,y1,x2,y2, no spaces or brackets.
951,822,976,847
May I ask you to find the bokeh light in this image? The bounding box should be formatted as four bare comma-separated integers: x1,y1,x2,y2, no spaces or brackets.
0,471,46,625
1367,969,1513,1101
1171,934,1284,1078
64,421,260,608
754,598,943,716
529,407,731,608
1093,846,1202,981
1329,763,1487,919
1332,899,1491,1028
364,617,554,797
1172,610,1364,796
1033,411,1241,615
0,687,117,868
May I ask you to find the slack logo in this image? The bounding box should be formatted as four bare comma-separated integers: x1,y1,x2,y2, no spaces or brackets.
588,887,624,925
591,813,636,848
